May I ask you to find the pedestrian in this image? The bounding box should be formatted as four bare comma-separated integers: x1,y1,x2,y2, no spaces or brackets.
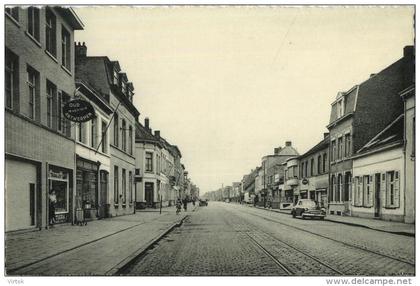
176,198,182,215
183,198,188,211
49,190,57,225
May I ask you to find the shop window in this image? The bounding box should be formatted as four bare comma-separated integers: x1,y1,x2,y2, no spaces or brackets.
27,65,39,120
61,26,71,70
5,7,19,22
114,166,119,204
5,49,19,110
45,8,57,57
49,169,69,214
27,7,40,41
386,171,400,208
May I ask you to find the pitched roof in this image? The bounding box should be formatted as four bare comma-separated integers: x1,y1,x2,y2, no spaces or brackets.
135,121,161,145
277,145,300,156
356,114,404,155
299,135,330,159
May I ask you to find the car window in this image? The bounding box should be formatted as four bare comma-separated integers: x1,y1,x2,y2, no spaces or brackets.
298,201,302,205
302,200,316,207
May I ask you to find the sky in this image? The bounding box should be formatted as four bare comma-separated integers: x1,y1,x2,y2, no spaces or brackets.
73,6,414,194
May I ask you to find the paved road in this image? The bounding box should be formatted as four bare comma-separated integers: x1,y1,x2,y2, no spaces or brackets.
123,202,415,276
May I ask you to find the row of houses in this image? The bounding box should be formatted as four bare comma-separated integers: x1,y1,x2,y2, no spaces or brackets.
205,46,415,224
5,6,198,232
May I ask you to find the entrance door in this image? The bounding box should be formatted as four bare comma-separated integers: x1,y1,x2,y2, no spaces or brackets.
145,182,154,207
374,173,381,217
309,190,315,200
99,171,108,218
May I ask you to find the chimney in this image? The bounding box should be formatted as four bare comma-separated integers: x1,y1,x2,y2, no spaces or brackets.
285,141,292,147
324,132,329,139
144,117,150,130
75,42,87,58
154,130,160,138
404,46,414,58
274,148,279,155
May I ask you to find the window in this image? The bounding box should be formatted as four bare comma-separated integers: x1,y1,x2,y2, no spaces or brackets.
27,7,40,41
5,50,18,110
45,8,56,57
27,65,39,120
113,70,119,85
386,171,400,208
322,153,327,173
330,176,336,202
304,161,308,177
58,91,71,136
5,7,19,21
412,117,415,158
46,80,56,128
317,155,321,175
129,171,133,203
145,152,153,172
114,166,119,204
78,122,87,144
61,26,71,70
336,174,342,202
331,140,336,161
121,80,127,95
128,125,133,155
121,119,126,152
338,137,343,159
363,175,372,207
310,158,314,176
300,162,304,178
344,133,351,157
91,117,97,148
337,98,344,118
101,120,108,153
156,154,161,174
122,169,126,204
113,113,119,146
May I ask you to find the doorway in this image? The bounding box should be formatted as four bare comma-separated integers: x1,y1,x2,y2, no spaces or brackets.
99,170,108,218
374,173,381,217
145,182,154,207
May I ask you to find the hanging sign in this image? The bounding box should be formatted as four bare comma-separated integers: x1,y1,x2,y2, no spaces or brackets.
302,178,309,185
63,99,95,122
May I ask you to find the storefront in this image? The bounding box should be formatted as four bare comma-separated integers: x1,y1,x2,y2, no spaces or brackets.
76,157,100,220
315,188,328,208
48,165,72,224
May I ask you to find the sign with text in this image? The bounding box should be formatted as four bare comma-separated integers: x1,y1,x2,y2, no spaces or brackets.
63,99,95,122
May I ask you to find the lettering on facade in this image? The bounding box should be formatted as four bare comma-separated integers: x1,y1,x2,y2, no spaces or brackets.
63,99,96,122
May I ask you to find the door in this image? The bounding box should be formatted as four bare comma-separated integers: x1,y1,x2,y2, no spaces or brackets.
145,182,154,207
374,173,381,217
99,170,108,218
5,159,37,231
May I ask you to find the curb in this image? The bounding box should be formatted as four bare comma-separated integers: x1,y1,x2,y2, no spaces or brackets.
249,205,414,237
107,214,190,275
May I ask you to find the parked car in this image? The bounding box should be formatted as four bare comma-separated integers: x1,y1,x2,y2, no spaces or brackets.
199,198,208,206
291,199,325,219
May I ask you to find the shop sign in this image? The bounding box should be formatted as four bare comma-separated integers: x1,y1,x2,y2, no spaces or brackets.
302,178,309,185
49,170,67,180
63,99,95,122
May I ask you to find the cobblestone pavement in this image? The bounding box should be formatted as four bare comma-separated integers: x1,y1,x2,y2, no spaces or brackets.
123,202,415,276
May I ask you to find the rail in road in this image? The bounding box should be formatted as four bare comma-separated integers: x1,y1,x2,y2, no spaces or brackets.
223,209,344,275
236,205,415,267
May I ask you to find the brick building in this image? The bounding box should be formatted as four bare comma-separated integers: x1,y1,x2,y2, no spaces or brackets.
75,43,140,217
5,6,83,231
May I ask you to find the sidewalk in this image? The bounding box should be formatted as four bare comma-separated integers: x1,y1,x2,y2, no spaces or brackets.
250,205,414,236
6,205,197,276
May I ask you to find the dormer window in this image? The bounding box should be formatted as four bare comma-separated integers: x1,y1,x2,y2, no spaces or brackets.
337,98,344,118
121,80,127,95
113,70,119,85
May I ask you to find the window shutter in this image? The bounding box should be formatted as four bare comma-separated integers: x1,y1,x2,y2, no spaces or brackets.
394,171,400,208
368,175,373,207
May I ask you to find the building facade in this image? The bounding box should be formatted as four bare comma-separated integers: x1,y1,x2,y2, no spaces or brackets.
5,6,84,231
75,43,139,217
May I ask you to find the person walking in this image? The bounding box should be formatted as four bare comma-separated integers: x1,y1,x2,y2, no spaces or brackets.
49,190,57,226
176,198,182,215
183,197,188,212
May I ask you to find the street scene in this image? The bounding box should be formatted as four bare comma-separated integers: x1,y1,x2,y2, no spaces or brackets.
3,4,415,281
